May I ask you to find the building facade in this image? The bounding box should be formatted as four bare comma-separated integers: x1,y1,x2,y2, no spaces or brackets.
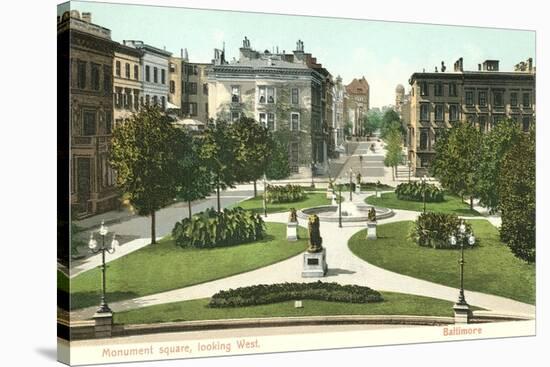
345,77,370,136
407,57,536,176
123,40,171,110
58,11,118,217
208,38,328,177
333,76,346,150
168,55,182,110
181,56,211,123
113,43,142,125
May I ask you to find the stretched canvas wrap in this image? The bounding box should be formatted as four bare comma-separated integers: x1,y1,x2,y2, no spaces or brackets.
57,1,536,365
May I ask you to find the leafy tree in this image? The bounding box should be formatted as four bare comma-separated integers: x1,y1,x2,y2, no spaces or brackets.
383,126,404,180
362,111,381,137
380,109,405,139
431,123,482,210
110,106,183,244
175,135,213,220
344,121,353,138
266,141,290,180
499,127,535,263
475,119,523,213
199,119,238,212
230,117,272,197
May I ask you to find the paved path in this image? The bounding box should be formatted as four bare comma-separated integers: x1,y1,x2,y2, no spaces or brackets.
71,191,533,321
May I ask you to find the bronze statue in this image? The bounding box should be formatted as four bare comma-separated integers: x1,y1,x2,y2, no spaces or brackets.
307,214,323,253
368,207,377,222
289,208,298,222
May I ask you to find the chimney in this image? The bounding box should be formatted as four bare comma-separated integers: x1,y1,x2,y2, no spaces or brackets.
482,60,499,71
478,64,482,71
81,12,92,23
528,57,533,71
180,48,183,58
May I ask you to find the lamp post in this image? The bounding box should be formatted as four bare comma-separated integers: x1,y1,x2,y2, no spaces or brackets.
88,220,118,314
338,178,343,228
327,158,332,184
449,221,476,307
263,174,268,217
421,175,428,213
408,160,411,183
310,161,315,188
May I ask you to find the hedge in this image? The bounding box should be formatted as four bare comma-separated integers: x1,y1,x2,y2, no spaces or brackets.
395,182,444,202
208,281,383,307
410,212,476,249
265,184,305,203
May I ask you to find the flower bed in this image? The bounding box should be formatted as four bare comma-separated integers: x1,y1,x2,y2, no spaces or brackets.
410,212,475,249
395,182,444,202
208,281,383,307
265,184,305,203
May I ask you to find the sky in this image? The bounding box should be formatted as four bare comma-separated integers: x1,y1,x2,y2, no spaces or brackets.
64,1,536,108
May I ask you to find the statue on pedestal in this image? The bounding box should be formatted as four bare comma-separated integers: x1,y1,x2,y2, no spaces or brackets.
307,214,323,253
289,208,298,223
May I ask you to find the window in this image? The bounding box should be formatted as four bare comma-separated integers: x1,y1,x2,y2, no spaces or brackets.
161,69,166,84
449,104,459,121
259,113,267,128
183,102,198,116
511,92,518,107
479,91,487,107
115,61,121,77
169,63,176,72
145,94,150,106
434,83,443,96
435,104,444,121
465,91,474,105
83,111,96,136
125,63,130,78
185,82,197,95
231,111,240,122
522,93,531,107
420,104,429,121
449,83,457,97
259,86,275,104
203,83,208,95
522,116,531,131
479,116,487,133
91,63,100,91
291,88,299,104
290,142,299,166
419,130,429,150
161,96,166,111
103,65,111,93
231,86,240,103
420,81,428,96
153,67,158,83
267,113,275,130
170,80,175,94
145,65,150,82
134,65,139,80
152,95,158,106
493,91,504,107
77,60,86,89
114,88,122,108
105,112,112,134
134,92,139,110
291,113,300,131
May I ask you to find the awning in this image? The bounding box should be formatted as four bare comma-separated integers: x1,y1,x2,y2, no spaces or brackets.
166,101,180,110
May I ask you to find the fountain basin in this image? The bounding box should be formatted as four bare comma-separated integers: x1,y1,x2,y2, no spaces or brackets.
298,204,393,223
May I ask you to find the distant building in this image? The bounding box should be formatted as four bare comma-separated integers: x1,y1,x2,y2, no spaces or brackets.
123,40,171,110
181,51,211,123
407,57,536,176
113,43,142,125
208,37,331,177
333,75,346,150
168,55,182,111
58,11,118,216
345,77,370,136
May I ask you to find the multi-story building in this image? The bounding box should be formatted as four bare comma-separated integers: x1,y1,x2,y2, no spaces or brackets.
168,55,183,111
123,40,171,110
333,76,346,150
181,52,211,123
345,77,370,136
58,11,118,216
208,37,329,177
407,57,536,176
113,43,142,125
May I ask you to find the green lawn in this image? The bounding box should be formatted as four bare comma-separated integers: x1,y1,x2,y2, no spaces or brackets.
365,192,480,216
349,220,535,304
58,270,69,293
114,292,456,324
230,192,332,214
70,223,309,310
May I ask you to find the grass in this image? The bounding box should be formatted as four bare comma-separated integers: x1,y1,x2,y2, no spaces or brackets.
365,192,480,216
58,270,69,293
70,222,309,310
230,192,332,214
114,292,456,324
348,220,535,305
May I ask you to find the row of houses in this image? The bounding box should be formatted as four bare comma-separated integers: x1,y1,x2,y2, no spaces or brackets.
58,11,370,217
396,58,536,176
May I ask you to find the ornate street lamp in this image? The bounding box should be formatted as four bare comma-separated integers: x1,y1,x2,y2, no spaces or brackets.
263,174,268,218
449,221,476,307
88,220,118,314
349,168,353,201
421,175,428,213
337,178,343,228
310,161,315,188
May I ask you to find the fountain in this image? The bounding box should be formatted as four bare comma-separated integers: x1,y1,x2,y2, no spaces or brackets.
297,196,393,223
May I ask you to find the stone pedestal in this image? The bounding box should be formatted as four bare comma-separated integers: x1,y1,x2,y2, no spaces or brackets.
93,311,113,338
453,303,472,324
355,185,361,194
287,221,298,241
367,221,377,240
301,248,328,278
326,189,333,199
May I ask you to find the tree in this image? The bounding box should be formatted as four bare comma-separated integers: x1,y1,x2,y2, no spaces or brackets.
430,123,482,210
383,126,403,180
266,133,291,180
230,117,272,197
110,106,183,244
344,121,353,138
499,127,535,263
175,135,214,220
362,111,381,137
380,109,405,139
475,119,523,213
199,119,238,212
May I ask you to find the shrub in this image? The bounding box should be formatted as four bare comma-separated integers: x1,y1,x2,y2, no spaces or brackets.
208,281,383,307
265,184,305,203
410,212,475,249
395,182,444,202
172,207,265,248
